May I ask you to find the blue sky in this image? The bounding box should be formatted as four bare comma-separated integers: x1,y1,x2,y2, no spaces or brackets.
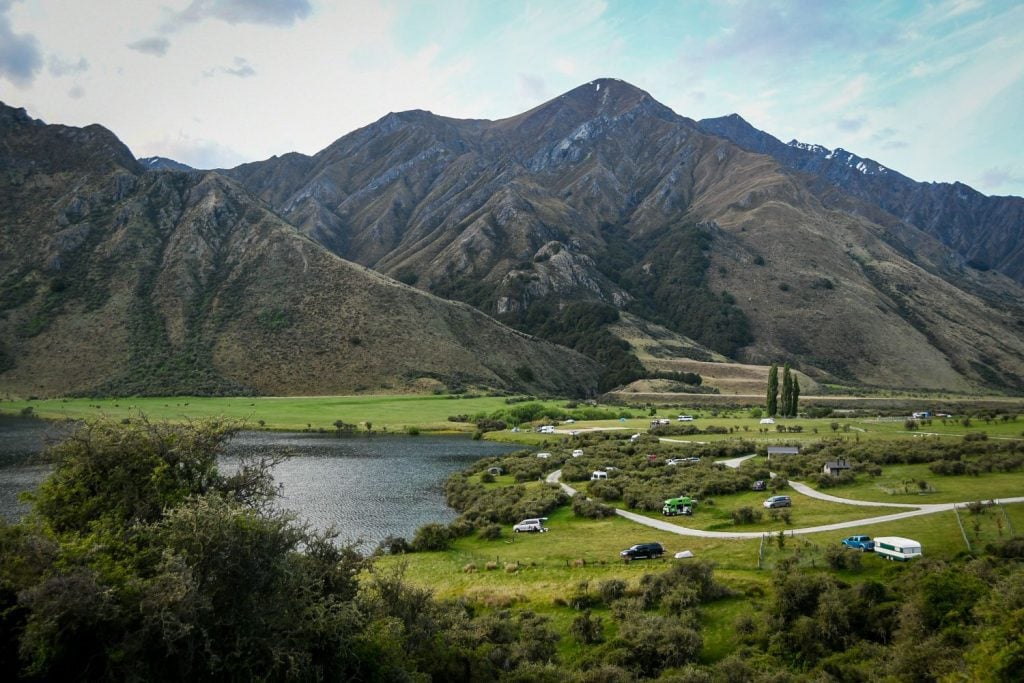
2,0,1022,196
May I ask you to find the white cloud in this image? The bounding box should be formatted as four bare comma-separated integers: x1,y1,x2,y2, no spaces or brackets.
127,36,170,57
47,55,88,77
161,0,312,32
0,0,42,87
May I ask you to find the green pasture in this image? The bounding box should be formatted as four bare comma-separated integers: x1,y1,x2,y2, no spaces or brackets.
619,487,899,533
377,505,764,605
0,394,551,432
804,462,1024,504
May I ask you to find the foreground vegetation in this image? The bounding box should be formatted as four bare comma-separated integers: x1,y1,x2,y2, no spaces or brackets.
2,415,1023,681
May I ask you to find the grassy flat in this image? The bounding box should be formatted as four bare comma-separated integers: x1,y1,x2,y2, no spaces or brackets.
804,463,1024,504
0,394,543,432
623,488,899,533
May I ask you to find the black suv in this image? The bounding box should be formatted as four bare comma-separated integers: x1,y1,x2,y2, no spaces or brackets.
620,542,665,560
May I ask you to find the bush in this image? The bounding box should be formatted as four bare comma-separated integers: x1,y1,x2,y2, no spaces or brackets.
572,495,616,519
478,524,503,540
375,535,411,555
570,610,604,644
599,579,627,604
731,506,763,525
411,523,451,551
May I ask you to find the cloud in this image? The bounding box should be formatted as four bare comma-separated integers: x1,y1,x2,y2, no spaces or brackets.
163,0,312,31
0,0,42,87
697,0,865,65
147,132,249,170
67,84,84,99
48,56,89,77
881,140,909,150
128,36,170,56
516,73,548,102
978,165,1024,191
836,115,867,132
203,56,256,78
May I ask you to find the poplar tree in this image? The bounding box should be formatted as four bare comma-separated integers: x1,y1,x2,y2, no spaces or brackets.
767,363,778,416
791,374,800,417
781,363,792,417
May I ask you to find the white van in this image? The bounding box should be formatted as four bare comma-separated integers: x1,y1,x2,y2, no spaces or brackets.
538,425,555,434
873,536,922,561
591,470,608,480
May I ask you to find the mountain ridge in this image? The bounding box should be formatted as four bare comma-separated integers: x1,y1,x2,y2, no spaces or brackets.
222,79,1024,392
0,100,601,398
697,113,1024,284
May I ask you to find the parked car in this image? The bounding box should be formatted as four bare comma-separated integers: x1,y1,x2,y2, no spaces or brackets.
763,495,792,509
751,480,767,491
536,452,551,459
842,535,875,551
620,542,665,560
571,449,584,457
677,415,694,421
513,518,548,533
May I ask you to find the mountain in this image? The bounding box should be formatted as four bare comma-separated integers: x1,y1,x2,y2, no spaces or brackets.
139,156,195,172
224,79,1024,392
697,113,1024,284
0,102,599,398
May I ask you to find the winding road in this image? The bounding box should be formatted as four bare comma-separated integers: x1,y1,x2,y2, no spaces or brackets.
545,455,1024,540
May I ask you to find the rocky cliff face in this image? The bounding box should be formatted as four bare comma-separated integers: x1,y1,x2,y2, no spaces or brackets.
0,102,599,397
698,113,1024,285
223,80,1024,392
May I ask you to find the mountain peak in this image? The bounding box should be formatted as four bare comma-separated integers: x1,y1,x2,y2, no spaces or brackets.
559,78,655,115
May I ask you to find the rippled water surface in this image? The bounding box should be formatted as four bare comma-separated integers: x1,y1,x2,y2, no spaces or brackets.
0,418,518,549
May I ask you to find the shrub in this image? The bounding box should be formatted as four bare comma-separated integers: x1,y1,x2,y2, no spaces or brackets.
599,579,627,604
478,524,503,540
410,523,451,551
572,495,616,519
570,610,605,644
375,535,411,555
731,506,763,525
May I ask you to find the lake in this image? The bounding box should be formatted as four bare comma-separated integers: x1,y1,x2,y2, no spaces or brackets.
0,417,520,549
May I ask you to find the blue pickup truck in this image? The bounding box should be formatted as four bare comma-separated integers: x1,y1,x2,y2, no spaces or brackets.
841,535,875,551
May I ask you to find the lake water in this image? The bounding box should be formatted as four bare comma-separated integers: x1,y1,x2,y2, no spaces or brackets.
0,417,519,549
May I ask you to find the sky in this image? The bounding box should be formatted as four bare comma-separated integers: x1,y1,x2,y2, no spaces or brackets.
1,0,1022,197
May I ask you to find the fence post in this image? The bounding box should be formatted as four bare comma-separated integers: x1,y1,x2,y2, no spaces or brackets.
952,505,972,553
1001,503,1016,536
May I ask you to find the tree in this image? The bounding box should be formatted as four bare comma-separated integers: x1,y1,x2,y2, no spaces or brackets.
781,364,792,418
791,374,800,417
767,363,779,416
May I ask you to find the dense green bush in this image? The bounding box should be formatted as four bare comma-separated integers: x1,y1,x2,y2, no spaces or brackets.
571,495,616,519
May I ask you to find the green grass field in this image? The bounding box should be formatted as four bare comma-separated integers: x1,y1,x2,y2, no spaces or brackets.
625,488,899,533
0,394,546,432
804,462,1024,504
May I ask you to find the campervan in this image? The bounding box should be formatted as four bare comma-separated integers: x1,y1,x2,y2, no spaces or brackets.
662,496,694,516
873,536,922,561
591,470,608,481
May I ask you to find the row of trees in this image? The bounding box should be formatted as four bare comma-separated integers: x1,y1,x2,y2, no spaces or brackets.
767,362,800,417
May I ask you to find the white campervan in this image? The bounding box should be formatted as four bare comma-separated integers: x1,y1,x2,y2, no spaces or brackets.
591,470,608,480
873,536,922,561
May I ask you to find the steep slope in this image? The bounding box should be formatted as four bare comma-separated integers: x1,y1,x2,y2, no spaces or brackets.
224,80,1024,392
698,114,1024,285
0,103,599,397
